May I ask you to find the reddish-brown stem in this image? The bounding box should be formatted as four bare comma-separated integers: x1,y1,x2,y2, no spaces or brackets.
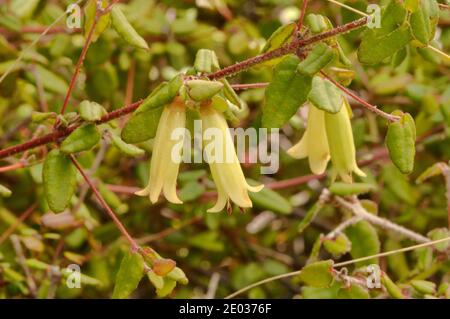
0,26,80,35
0,17,368,161
125,60,136,106
297,0,309,30
0,203,37,246
57,10,100,117
320,71,400,122
0,100,143,160
0,162,26,173
207,17,367,80
70,155,139,250
231,83,268,90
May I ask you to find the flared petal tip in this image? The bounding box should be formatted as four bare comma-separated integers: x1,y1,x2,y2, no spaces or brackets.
135,188,150,197
247,184,264,193
354,166,366,177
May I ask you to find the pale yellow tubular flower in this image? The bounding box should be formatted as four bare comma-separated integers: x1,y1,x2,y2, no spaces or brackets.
200,107,263,213
135,102,186,204
287,105,330,175
324,99,366,183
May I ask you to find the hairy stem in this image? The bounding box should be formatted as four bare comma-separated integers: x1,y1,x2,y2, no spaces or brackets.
335,196,430,244
207,17,368,79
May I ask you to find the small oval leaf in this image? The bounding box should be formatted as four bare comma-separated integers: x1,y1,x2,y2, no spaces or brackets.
308,76,343,114
112,251,145,299
386,111,416,174
43,149,77,213
60,123,101,154
111,6,149,50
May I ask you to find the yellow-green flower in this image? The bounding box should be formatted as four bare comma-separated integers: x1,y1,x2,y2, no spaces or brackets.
135,102,186,204
287,100,365,182
287,104,330,175
325,100,365,182
200,107,263,213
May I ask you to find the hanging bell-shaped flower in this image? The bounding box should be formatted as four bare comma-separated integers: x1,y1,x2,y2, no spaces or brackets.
135,102,186,204
200,106,263,212
324,100,366,182
287,105,330,175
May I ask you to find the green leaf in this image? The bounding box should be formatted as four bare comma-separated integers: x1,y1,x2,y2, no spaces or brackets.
194,49,220,73
298,260,334,288
112,251,145,299
60,123,101,154
308,76,343,114
358,1,412,65
416,163,446,183
79,100,106,122
262,55,312,128
84,0,111,42
386,111,416,174
381,273,404,299
329,182,377,196
185,80,223,102
156,278,177,298
411,280,436,295
427,228,450,252
110,132,145,157
167,267,189,285
304,13,333,34
410,0,439,46
43,150,77,213
11,0,40,19
136,75,182,114
358,26,412,65
111,7,149,50
121,107,163,143
345,220,380,267
189,231,225,252
298,202,324,234
323,233,352,257
337,284,370,299
259,23,295,66
248,180,292,214
147,270,164,290
32,65,69,94
0,183,12,197
179,181,205,202
298,43,336,76
221,79,242,109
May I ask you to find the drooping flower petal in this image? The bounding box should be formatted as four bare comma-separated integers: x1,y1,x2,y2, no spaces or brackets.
324,99,366,182
200,107,263,212
135,102,186,204
287,105,330,175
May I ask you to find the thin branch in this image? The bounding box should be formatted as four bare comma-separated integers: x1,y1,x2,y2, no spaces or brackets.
297,0,309,30
69,155,139,251
230,83,268,90
0,0,84,85
10,235,37,297
325,216,362,239
320,72,400,122
427,44,450,60
0,100,143,160
207,17,368,80
225,235,450,299
325,0,449,61
57,5,100,116
334,196,430,244
0,203,37,246
325,0,369,17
